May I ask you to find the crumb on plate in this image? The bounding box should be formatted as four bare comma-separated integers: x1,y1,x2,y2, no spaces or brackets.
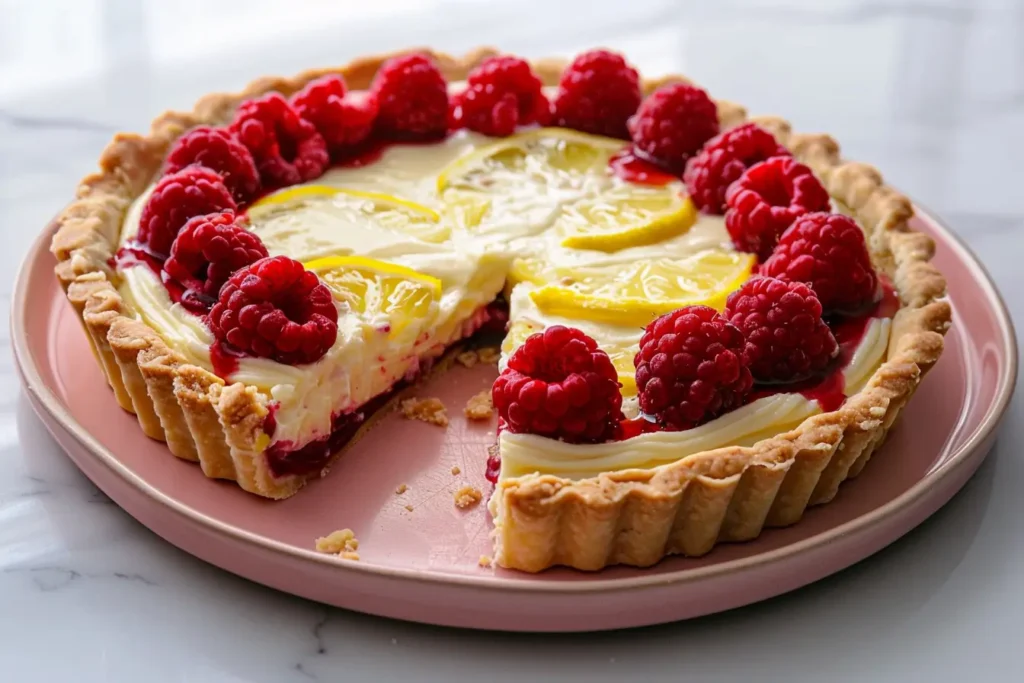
477,347,501,365
451,465,461,476
478,555,493,568
464,390,494,421
456,350,479,368
400,397,449,427
315,528,360,561
454,485,483,509
395,483,408,495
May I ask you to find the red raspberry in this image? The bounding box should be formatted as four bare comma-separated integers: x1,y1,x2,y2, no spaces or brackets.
684,123,790,214
725,156,831,261
451,56,549,137
208,256,338,365
551,49,641,139
137,166,236,258
724,277,838,383
291,75,378,155
163,127,260,202
229,93,329,187
491,326,623,443
162,211,269,313
633,306,752,431
761,212,879,313
627,83,719,172
371,53,449,140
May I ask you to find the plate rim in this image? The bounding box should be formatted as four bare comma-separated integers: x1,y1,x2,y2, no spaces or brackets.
12,205,1018,594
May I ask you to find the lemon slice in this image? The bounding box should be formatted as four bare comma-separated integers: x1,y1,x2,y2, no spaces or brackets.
304,255,442,342
555,191,698,253
437,127,626,194
249,186,449,244
527,250,756,327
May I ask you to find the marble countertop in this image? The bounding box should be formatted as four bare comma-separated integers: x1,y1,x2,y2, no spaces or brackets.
2,0,1021,680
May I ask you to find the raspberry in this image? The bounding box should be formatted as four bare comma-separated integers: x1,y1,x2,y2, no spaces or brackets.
633,306,752,431
551,49,641,139
724,156,831,261
684,123,790,214
163,126,260,202
208,255,339,365
136,166,236,258
724,277,838,383
627,83,719,172
451,56,549,137
371,53,449,140
291,75,378,155
162,211,269,313
761,212,879,313
491,326,623,443
229,93,329,187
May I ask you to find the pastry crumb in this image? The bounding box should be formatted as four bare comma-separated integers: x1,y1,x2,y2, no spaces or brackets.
450,465,461,476
477,347,501,365
395,483,408,495
400,397,449,427
478,555,493,568
404,504,414,512
454,485,483,509
315,528,360,561
464,390,494,421
456,350,479,367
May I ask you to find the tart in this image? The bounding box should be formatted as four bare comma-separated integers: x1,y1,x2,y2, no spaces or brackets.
49,48,950,573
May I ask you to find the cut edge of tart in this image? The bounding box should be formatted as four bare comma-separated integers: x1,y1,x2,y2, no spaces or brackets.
49,47,951,572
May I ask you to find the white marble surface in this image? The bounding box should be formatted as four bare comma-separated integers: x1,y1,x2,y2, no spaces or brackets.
1,0,1022,680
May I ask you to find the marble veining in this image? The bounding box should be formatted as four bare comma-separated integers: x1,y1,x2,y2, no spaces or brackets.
1,0,1022,681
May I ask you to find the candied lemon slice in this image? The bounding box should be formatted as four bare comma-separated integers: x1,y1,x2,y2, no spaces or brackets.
249,186,449,245
555,191,698,253
303,255,442,342
527,250,756,327
436,127,626,193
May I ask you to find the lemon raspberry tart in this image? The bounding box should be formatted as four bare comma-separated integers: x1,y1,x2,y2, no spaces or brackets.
50,48,950,573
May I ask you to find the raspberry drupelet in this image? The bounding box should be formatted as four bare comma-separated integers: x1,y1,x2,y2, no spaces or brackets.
136,166,237,258
760,212,879,313
628,82,719,172
492,325,623,443
163,127,261,203
208,255,339,366
551,49,642,139
684,123,790,214
633,306,753,431
291,75,378,156
162,211,269,314
724,277,838,383
450,55,549,137
371,53,449,140
229,93,329,187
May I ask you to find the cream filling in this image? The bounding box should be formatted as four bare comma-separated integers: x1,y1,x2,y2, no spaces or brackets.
497,317,891,481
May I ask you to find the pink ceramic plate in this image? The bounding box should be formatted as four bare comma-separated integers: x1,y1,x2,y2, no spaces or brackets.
12,206,1016,632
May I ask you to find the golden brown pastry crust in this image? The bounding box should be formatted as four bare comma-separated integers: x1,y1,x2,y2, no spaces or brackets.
49,49,950,567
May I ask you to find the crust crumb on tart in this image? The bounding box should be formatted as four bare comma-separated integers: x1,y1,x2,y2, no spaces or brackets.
478,555,493,568
315,528,360,560
395,483,408,495
454,485,483,509
464,391,494,421
450,465,461,476
456,350,479,367
400,397,449,427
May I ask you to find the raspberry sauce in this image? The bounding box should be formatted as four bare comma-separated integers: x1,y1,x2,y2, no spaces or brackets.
609,147,677,186
114,243,215,314
209,341,243,379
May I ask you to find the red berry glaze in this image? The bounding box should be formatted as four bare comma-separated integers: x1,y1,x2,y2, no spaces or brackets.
451,56,549,137
162,211,269,313
628,83,719,172
371,53,449,140
633,306,752,431
724,277,838,383
291,75,378,155
551,49,641,139
725,156,831,261
761,212,879,313
137,166,236,258
684,123,790,214
163,127,260,202
208,256,338,365
229,93,329,187
492,326,623,443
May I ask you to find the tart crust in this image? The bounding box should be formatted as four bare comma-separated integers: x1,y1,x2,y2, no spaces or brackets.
49,48,951,570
